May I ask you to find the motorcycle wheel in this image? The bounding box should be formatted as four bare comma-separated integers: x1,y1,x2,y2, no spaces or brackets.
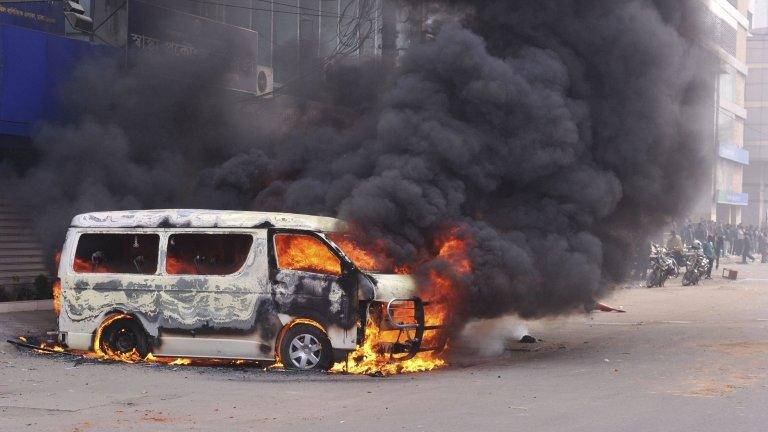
646,270,660,288
682,271,694,286
671,262,680,278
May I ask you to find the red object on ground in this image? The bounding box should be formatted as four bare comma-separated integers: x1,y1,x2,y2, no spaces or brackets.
596,302,626,313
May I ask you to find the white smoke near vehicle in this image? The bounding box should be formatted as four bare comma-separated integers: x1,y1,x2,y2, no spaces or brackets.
458,318,532,357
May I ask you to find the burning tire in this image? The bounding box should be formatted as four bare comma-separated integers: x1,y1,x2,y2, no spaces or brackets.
280,323,333,371
98,315,149,359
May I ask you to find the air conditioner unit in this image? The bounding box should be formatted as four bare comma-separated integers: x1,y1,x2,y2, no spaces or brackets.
255,66,274,97
64,0,93,33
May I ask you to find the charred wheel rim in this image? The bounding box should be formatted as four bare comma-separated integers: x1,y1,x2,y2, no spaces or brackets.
112,328,137,353
288,333,322,369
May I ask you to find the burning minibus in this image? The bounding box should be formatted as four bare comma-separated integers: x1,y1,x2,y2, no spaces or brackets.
53,210,443,371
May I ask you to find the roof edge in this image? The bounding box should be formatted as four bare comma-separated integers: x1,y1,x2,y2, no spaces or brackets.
70,209,349,232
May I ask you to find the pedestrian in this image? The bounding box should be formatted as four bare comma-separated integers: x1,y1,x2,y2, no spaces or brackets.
715,232,724,270
737,224,745,257
683,223,694,247
743,232,755,264
666,230,684,266
703,235,715,279
728,224,741,255
634,242,650,280
695,222,707,243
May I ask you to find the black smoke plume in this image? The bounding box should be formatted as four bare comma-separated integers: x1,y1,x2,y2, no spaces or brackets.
2,0,715,321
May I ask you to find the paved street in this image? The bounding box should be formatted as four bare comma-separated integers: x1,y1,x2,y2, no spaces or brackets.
2,258,768,432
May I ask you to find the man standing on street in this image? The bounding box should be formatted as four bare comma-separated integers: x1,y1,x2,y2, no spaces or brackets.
704,235,715,279
667,230,684,266
743,232,755,264
715,232,724,270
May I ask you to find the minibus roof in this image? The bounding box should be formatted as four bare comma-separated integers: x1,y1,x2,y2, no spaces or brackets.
70,210,349,232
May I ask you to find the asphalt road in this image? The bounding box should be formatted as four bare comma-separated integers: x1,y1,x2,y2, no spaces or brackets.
2,257,768,432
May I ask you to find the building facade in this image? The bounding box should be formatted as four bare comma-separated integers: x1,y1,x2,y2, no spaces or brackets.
696,0,752,224
89,0,424,86
0,1,103,298
744,26,768,225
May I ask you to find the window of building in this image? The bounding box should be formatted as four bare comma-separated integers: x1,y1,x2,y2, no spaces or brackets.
273,0,299,82
299,0,320,61
253,0,273,66
223,0,252,28
166,234,253,275
719,67,737,103
746,107,768,142
155,0,201,15
74,234,159,274
705,10,737,57
201,0,224,20
273,233,341,276
719,109,736,146
747,67,768,103
320,0,339,57
102,0,127,45
748,40,768,63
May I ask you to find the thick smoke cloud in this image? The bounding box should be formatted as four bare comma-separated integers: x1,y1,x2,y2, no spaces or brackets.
3,0,714,322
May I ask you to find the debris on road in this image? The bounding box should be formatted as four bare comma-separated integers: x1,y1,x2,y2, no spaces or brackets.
595,302,626,313
721,268,738,280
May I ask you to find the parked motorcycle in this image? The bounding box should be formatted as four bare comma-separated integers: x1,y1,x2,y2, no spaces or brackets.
682,241,709,286
646,243,679,287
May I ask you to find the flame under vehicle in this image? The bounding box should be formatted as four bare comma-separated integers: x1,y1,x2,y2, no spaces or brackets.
52,210,443,371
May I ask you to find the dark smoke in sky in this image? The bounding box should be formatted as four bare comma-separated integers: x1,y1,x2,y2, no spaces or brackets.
3,0,715,321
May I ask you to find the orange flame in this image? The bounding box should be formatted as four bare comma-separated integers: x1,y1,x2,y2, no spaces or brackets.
52,279,61,317
52,251,62,317
330,235,380,271
165,256,200,275
72,256,113,273
330,312,447,376
274,233,341,276
30,314,261,367
330,226,472,375
328,233,396,273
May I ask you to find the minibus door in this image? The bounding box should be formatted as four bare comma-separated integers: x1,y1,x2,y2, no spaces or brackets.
269,231,358,330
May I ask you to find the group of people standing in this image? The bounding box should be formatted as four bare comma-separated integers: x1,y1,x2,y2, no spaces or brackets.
666,231,716,279
667,220,768,275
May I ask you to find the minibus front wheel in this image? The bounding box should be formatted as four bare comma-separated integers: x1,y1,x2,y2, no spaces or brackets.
280,323,333,371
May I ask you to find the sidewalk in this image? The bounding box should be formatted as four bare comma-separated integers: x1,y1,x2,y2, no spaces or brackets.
0,310,56,340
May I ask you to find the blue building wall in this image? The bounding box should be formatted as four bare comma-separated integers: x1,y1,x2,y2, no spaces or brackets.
0,1,64,34
0,24,117,137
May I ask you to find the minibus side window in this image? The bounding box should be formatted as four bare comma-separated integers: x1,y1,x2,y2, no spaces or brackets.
274,233,341,276
166,234,253,275
74,234,159,274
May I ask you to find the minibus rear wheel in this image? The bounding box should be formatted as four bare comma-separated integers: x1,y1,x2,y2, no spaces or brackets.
280,323,333,371
100,317,149,359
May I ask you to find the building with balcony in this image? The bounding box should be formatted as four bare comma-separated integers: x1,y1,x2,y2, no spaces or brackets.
696,0,752,223
744,24,768,225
